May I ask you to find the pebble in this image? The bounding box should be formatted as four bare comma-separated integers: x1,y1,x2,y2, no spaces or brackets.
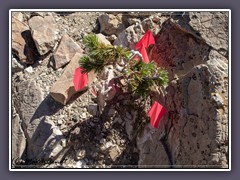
24,66,34,74
100,138,106,144
57,120,63,125
81,112,87,119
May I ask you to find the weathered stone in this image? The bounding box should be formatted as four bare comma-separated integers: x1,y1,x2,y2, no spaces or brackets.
98,14,126,36
87,104,98,116
12,55,25,73
113,16,162,50
50,53,97,105
12,17,37,64
51,33,83,69
24,66,34,74
113,24,144,50
109,146,120,161
149,19,210,80
13,81,65,160
28,15,59,55
12,106,26,161
189,12,228,52
137,124,170,168
138,18,228,168
96,33,111,45
12,12,24,22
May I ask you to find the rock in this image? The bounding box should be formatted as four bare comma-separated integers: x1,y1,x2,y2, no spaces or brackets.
81,112,87,119
113,24,145,49
12,106,26,161
98,14,126,36
51,33,83,69
96,33,111,45
12,12,24,22
12,17,38,64
13,81,65,160
12,55,25,73
113,16,161,49
76,149,86,160
137,125,170,167
28,15,59,55
87,104,98,116
50,53,97,105
57,120,63,125
109,146,120,161
189,12,228,53
138,18,228,168
24,66,34,74
149,19,210,80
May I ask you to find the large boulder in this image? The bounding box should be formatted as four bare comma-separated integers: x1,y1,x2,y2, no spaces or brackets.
13,81,65,160
51,33,83,70
98,14,126,36
28,15,59,55
12,105,26,162
12,17,38,64
137,17,228,168
50,53,97,105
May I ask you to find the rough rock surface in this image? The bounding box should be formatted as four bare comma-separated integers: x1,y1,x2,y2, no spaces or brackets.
12,17,39,64
51,33,83,69
113,14,163,50
98,14,126,36
138,14,228,168
50,53,84,105
50,53,97,105
12,105,26,162
13,80,65,160
28,15,59,55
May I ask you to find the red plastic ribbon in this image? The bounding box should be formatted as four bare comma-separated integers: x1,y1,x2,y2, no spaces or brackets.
135,29,155,50
135,29,155,63
73,67,88,91
147,101,167,128
139,44,150,63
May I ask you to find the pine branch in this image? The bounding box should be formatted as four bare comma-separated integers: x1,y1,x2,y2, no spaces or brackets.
79,34,169,99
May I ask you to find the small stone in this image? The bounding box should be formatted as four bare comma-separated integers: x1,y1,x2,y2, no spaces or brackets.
100,138,106,144
24,66,34,74
57,120,63,125
109,146,120,161
87,104,98,116
28,15,59,55
76,149,86,160
81,112,87,119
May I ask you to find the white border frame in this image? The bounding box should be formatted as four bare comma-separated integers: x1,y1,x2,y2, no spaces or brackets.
9,9,231,172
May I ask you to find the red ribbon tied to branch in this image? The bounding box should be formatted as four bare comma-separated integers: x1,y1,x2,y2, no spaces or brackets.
73,67,88,91
147,101,167,128
135,29,155,63
135,29,155,50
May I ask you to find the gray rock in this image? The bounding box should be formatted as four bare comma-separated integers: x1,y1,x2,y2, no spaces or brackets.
12,106,26,161
12,56,25,73
13,81,65,160
113,24,144,49
87,104,98,116
28,15,59,55
51,33,83,70
189,12,228,53
98,14,126,36
138,17,228,168
24,66,34,74
96,33,111,45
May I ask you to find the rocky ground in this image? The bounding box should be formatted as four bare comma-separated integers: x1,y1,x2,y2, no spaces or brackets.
11,11,229,169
